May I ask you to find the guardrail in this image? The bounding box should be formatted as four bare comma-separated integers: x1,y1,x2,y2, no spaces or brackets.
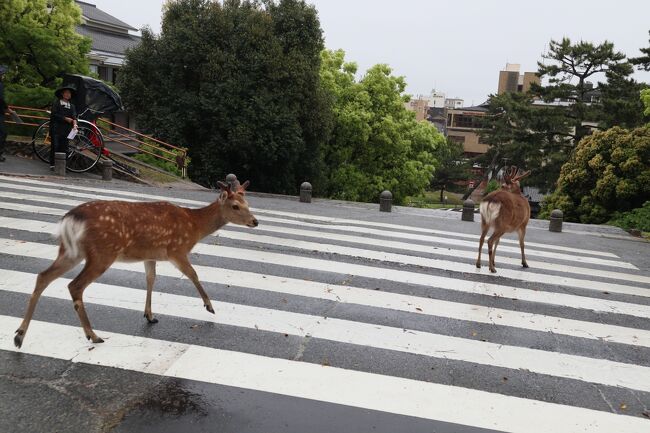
4,105,188,178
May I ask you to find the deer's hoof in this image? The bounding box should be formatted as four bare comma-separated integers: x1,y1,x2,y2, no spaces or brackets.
144,313,159,324
522,262,529,268
489,268,497,273
475,263,481,269
87,335,104,344
14,330,24,349
205,304,215,314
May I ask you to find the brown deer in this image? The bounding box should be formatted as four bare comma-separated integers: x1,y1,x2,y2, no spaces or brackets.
476,166,531,273
14,181,258,348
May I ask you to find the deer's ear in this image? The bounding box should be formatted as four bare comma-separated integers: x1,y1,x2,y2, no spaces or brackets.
219,190,229,203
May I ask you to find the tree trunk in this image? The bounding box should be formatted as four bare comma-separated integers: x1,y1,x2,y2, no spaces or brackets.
440,187,444,203
462,151,500,200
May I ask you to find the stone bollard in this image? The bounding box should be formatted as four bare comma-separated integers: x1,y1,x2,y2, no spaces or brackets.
54,152,66,176
549,209,563,232
379,190,392,212
461,199,475,222
225,173,239,190
300,182,312,203
101,159,113,181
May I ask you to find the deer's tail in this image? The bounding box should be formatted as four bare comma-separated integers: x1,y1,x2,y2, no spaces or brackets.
54,216,86,259
479,200,501,225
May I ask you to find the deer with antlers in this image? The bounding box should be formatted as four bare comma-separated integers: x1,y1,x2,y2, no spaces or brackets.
14,181,258,348
476,166,531,273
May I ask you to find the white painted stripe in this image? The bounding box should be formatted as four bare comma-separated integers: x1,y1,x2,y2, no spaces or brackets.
216,225,650,284
2,216,647,297
252,215,636,269
251,208,621,258
0,176,619,258
0,193,632,272
0,315,645,433
0,200,641,281
3,269,649,392
2,238,649,348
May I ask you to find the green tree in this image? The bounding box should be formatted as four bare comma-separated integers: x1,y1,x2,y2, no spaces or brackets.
320,49,444,204
542,126,650,223
119,0,331,193
642,89,650,117
0,0,90,106
430,138,470,202
480,38,644,193
478,91,570,191
533,37,633,143
630,30,650,71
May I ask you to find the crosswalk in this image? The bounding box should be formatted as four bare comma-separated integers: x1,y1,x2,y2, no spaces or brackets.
0,174,649,432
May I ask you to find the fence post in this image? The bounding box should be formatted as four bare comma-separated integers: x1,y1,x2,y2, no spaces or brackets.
462,199,475,222
379,190,392,212
54,152,66,176
300,182,312,203
549,209,563,232
101,160,113,181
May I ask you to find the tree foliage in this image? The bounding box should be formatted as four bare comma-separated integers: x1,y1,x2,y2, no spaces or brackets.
0,0,90,106
542,126,650,223
533,37,633,142
319,49,444,204
631,30,650,71
119,0,331,193
480,37,646,192
642,88,650,118
479,92,570,191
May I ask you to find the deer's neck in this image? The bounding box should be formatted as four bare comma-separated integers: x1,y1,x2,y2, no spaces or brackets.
189,201,228,239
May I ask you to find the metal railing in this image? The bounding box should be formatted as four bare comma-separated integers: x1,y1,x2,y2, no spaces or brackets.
4,105,188,178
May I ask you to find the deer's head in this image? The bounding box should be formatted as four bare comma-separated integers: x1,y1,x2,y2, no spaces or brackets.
501,166,530,195
217,181,258,227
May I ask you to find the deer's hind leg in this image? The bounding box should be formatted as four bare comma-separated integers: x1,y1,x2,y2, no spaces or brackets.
518,226,529,268
67,254,115,343
14,247,81,348
487,230,506,273
143,260,158,323
476,221,489,269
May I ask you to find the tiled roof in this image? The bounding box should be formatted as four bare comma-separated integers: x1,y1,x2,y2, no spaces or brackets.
77,25,141,55
76,1,137,31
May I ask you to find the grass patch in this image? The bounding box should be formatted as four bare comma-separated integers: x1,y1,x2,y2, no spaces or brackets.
406,190,466,209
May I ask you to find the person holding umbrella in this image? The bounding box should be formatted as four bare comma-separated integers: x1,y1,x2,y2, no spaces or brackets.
49,83,78,169
0,65,19,163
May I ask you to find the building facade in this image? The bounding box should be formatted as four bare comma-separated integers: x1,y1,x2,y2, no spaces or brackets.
75,1,141,86
445,104,490,157
497,63,539,95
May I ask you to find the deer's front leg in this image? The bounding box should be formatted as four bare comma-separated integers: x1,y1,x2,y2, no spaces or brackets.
171,255,215,314
144,260,158,323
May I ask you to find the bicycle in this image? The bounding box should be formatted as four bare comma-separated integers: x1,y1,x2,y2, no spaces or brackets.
31,107,106,173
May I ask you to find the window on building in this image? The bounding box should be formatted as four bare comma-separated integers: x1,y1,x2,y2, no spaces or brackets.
453,114,479,128
98,66,109,82
449,135,465,145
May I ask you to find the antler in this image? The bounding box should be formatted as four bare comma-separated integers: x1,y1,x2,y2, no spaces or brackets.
217,181,233,197
512,170,531,182
503,166,518,183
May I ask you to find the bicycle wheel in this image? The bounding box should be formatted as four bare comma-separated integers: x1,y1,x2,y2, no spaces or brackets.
66,130,103,173
31,122,53,164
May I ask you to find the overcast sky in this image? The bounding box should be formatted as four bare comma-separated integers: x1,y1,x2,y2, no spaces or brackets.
90,0,650,105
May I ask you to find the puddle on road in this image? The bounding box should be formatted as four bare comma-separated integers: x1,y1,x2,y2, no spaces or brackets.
111,379,210,432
